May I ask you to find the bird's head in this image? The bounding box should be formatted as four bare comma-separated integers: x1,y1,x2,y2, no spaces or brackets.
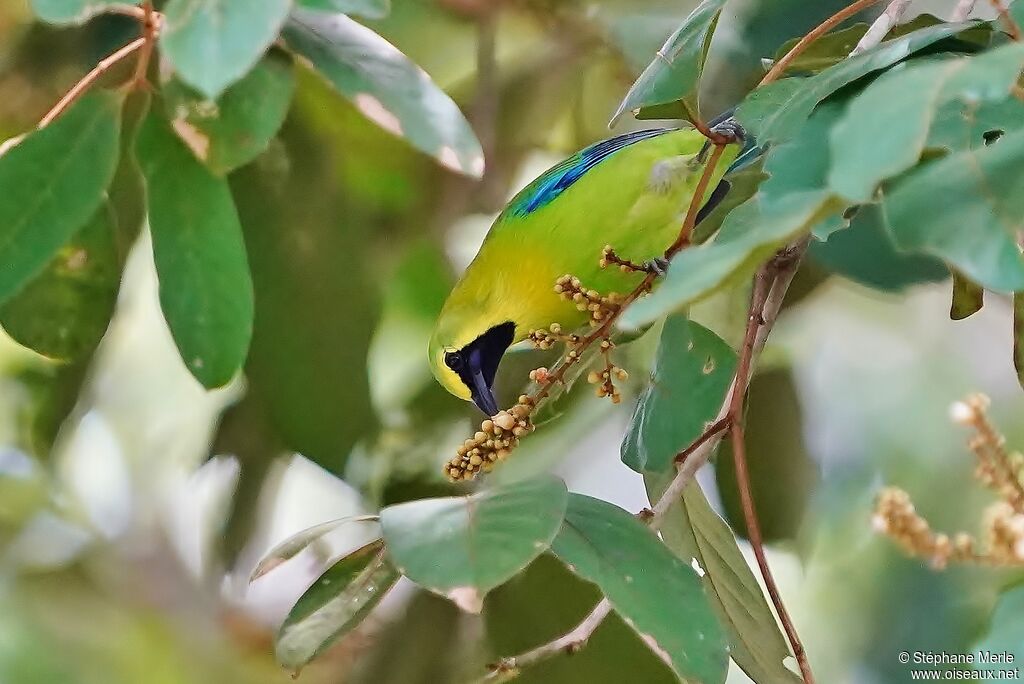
429,314,516,417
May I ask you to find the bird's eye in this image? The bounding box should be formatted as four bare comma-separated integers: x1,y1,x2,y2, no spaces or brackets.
444,351,463,372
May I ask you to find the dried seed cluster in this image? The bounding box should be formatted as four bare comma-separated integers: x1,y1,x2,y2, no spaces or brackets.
444,397,535,481
873,393,1024,568
554,275,623,326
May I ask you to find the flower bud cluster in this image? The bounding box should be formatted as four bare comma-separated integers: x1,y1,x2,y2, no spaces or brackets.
587,339,627,403
444,397,535,481
553,275,623,325
527,323,580,351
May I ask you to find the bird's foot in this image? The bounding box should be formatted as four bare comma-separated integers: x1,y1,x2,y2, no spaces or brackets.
642,257,670,276
709,117,746,145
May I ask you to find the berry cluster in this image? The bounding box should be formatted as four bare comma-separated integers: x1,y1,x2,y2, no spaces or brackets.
553,275,623,325
444,397,535,481
587,339,628,403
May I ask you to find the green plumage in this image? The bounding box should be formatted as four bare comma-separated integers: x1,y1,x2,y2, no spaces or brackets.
430,127,740,401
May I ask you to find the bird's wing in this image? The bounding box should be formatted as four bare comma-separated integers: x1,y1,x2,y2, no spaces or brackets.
504,128,675,218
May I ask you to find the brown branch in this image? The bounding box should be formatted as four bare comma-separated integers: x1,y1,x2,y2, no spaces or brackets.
130,1,158,89
725,265,814,684
664,144,727,256
990,0,1022,40
38,37,146,128
478,600,614,683
760,0,889,86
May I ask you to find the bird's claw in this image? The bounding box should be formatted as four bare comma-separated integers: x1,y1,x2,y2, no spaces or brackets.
643,257,670,276
709,118,745,145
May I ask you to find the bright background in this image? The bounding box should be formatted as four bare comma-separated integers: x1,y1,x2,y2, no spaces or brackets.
0,1,1020,683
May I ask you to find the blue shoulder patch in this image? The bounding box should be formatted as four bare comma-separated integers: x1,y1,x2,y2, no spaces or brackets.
507,128,672,217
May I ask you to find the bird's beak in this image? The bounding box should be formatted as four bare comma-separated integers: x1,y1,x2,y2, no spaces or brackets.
466,346,500,416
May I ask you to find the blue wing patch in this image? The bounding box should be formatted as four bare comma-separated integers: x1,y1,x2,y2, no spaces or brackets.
507,128,673,217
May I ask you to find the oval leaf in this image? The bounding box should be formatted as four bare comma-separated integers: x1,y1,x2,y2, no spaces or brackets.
0,203,121,361
611,0,726,126
884,127,1024,292
297,0,390,19
282,10,484,178
551,494,729,684
276,539,400,672
251,515,380,582
161,0,292,99
163,51,296,175
622,315,736,474
0,91,122,306
737,21,976,146
136,107,254,388
646,477,801,684
380,475,568,609
828,42,1024,203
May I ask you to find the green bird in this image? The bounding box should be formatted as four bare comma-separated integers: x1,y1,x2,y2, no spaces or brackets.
429,121,745,415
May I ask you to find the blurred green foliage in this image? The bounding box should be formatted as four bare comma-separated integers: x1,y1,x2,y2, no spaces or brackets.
1,1,1024,683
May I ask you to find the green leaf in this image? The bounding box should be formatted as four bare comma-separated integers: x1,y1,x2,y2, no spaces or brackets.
929,93,1024,152
809,203,948,292
769,24,869,76
550,494,729,684
251,515,380,582
646,478,801,684
972,583,1024,666
828,43,1024,203
160,0,292,99
162,51,296,175
951,271,984,320
622,104,847,329
229,122,378,474
380,476,568,610
275,539,400,673
0,204,121,361
29,0,139,24
136,107,254,388
297,0,390,19
282,11,484,178
484,554,678,684
715,369,819,543
737,21,976,146
0,91,122,307
884,127,1024,292
621,316,736,474
610,0,726,126
1014,294,1024,389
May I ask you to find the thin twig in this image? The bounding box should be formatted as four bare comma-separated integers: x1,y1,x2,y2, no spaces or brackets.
990,0,1022,40
664,144,727,256
37,37,146,128
951,0,979,21
725,265,814,684
761,0,888,85
479,600,614,683
130,1,158,89
849,0,912,56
